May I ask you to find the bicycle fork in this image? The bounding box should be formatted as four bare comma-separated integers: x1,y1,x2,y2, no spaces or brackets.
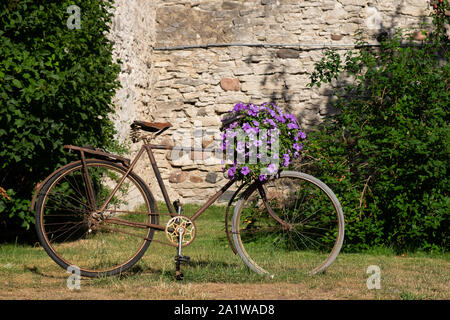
174,200,190,280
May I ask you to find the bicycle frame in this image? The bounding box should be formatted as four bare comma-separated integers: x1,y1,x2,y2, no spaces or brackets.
87,138,237,233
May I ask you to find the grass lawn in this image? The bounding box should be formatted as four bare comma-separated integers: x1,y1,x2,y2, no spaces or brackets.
0,204,448,300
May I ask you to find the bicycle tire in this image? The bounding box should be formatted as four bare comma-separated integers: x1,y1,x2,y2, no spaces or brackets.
231,171,344,279
35,159,158,277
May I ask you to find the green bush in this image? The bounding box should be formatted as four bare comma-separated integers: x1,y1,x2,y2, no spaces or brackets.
305,12,449,252
0,0,121,231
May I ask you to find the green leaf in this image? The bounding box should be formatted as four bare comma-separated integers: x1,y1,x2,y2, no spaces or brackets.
12,79,22,88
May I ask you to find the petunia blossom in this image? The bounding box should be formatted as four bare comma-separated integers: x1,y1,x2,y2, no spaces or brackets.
267,163,278,174
240,166,250,176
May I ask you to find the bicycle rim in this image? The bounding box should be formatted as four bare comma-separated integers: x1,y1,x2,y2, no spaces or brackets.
232,171,344,279
35,160,157,277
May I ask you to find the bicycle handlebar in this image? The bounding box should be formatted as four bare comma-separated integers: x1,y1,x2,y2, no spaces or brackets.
220,114,245,130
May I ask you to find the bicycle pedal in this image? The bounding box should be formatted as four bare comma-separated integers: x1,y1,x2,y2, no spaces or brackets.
175,255,190,263
175,271,184,281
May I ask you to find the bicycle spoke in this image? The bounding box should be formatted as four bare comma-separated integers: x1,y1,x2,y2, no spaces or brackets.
234,171,344,279
62,175,87,205
37,160,157,276
48,221,86,243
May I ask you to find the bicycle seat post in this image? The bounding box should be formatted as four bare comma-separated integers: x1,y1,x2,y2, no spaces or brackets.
174,200,189,280
176,200,183,259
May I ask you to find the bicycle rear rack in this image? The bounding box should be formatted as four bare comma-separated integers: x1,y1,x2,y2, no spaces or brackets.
64,145,131,167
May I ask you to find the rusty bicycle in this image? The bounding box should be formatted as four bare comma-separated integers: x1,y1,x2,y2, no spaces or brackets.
31,119,344,280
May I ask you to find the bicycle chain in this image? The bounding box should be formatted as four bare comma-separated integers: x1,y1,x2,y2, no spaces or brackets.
101,211,194,248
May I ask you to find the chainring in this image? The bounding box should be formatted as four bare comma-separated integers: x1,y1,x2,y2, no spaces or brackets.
165,215,196,247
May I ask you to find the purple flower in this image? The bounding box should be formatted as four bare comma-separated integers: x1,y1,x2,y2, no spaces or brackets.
226,129,238,138
250,126,259,134
283,153,290,167
247,105,260,116
244,151,253,159
275,115,286,123
236,141,245,154
232,102,244,113
242,122,252,132
222,102,306,182
228,166,236,179
229,121,238,129
263,118,276,128
267,163,277,174
285,113,296,122
241,166,250,176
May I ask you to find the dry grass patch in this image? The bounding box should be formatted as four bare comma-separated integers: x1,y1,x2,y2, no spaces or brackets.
1,204,448,300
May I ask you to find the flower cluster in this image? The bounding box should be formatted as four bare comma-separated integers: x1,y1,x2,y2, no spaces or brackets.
221,102,306,183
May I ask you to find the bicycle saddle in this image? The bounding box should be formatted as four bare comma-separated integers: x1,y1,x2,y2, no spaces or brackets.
131,120,172,133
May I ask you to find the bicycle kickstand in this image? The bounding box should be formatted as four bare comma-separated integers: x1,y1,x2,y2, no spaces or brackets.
174,200,190,280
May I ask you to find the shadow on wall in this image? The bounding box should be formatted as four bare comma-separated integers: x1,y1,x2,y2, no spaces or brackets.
241,0,431,129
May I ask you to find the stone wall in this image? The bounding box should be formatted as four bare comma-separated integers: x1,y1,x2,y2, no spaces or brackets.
110,0,432,204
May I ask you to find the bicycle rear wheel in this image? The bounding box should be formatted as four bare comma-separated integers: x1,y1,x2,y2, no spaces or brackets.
35,159,158,277
232,171,344,279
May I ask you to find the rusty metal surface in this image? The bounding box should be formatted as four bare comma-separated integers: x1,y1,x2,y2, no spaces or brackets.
34,120,242,251
190,179,236,221
144,143,176,216
64,145,131,167
131,120,172,132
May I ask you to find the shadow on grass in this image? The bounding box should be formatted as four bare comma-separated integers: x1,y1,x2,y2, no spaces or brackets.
24,265,66,279
187,260,239,269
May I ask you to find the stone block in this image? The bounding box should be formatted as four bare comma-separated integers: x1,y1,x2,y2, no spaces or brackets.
222,1,240,11
169,152,194,167
202,138,215,148
190,175,203,183
205,172,218,183
220,78,240,91
169,171,189,183
199,116,222,127
261,0,276,5
276,48,300,59
218,190,235,203
216,92,249,104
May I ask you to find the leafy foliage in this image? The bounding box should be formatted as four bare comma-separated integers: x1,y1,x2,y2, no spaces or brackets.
305,16,449,252
0,0,121,231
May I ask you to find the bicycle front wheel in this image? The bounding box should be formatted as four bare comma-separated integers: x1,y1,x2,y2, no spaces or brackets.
232,171,344,279
35,159,158,277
